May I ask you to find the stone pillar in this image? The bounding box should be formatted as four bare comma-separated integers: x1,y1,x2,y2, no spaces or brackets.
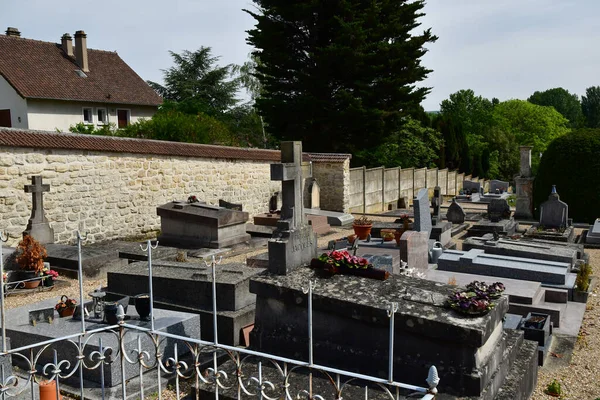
514,146,534,220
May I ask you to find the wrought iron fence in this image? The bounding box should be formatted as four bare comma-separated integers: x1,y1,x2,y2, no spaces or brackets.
0,234,439,399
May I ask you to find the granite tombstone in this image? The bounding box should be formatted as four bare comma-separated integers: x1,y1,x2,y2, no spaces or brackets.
539,186,569,229
446,198,465,224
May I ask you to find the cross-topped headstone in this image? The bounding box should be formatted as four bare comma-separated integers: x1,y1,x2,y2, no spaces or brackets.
23,175,54,243
270,141,304,231
268,141,317,275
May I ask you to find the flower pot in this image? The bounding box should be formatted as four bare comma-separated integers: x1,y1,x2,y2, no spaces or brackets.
347,234,356,244
352,224,372,240
58,307,75,318
39,380,62,400
135,294,151,320
20,271,40,289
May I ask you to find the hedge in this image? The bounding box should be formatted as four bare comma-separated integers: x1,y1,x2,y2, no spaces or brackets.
534,129,600,224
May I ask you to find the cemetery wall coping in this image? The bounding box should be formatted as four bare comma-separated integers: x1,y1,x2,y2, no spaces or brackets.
0,128,351,163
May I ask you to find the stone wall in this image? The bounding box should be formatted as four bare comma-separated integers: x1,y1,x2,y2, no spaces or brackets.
0,129,352,246
0,147,282,246
311,158,350,213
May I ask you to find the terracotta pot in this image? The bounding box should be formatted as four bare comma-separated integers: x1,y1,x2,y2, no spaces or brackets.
347,234,356,244
352,224,372,240
21,271,40,289
394,229,405,246
39,380,62,400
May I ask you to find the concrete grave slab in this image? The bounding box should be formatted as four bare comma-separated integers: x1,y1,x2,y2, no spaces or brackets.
157,201,251,248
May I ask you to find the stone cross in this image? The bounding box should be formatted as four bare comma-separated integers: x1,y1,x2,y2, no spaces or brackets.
24,175,54,243
270,141,304,231
25,176,50,223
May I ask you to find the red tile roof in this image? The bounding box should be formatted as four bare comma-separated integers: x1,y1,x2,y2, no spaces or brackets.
0,34,162,106
0,128,351,163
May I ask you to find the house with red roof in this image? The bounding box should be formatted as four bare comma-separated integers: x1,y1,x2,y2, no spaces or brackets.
0,27,162,131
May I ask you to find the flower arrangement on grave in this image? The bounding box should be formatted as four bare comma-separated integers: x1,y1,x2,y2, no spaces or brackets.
575,263,592,293
2,272,7,284
187,195,199,204
42,267,59,287
352,215,373,240
55,295,77,317
310,250,389,280
16,235,47,289
446,280,505,316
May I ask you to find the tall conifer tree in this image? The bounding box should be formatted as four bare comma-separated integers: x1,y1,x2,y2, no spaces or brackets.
245,0,436,161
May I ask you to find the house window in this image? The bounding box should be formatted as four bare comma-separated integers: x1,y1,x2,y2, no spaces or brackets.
83,108,93,124
117,109,130,128
97,108,108,125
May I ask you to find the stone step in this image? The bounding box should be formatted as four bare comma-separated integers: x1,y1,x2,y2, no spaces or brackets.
544,288,569,303
437,249,570,285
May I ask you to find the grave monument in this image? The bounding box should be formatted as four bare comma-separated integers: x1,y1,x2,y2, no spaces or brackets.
524,186,575,242
399,189,429,270
267,141,317,274
157,200,251,248
514,146,534,219
456,180,482,202
446,198,465,224
586,219,600,245
467,198,519,237
23,176,54,243
430,186,452,247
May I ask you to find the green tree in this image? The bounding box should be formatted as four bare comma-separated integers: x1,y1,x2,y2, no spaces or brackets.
582,86,600,128
438,89,494,175
147,47,240,115
360,117,442,168
120,110,237,146
245,0,437,164
527,87,584,128
492,100,570,175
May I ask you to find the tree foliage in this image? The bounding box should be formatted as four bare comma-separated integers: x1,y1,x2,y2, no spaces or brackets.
147,47,240,115
534,129,600,223
360,117,442,168
527,87,584,128
245,0,437,164
492,100,569,174
582,86,600,128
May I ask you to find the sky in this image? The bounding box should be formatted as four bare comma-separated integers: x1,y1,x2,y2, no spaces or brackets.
2,0,599,111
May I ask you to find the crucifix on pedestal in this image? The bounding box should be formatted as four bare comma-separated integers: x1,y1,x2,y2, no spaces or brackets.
270,141,305,233
268,142,317,275
24,176,54,243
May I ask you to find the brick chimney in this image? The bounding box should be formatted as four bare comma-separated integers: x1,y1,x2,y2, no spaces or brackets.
74,30,89,72
61,33,73,57
5,27,21,37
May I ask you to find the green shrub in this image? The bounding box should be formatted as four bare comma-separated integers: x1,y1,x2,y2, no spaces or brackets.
534,129,600,223
576,263,592,292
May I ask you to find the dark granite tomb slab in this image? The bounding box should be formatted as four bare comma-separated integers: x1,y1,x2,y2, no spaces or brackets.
250,267,513,397
524,224,576,243
466,219,519,237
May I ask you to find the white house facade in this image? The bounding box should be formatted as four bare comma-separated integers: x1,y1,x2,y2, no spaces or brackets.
0,27,162,131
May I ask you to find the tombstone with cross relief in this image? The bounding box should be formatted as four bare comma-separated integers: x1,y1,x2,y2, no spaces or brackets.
268,142,317,275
